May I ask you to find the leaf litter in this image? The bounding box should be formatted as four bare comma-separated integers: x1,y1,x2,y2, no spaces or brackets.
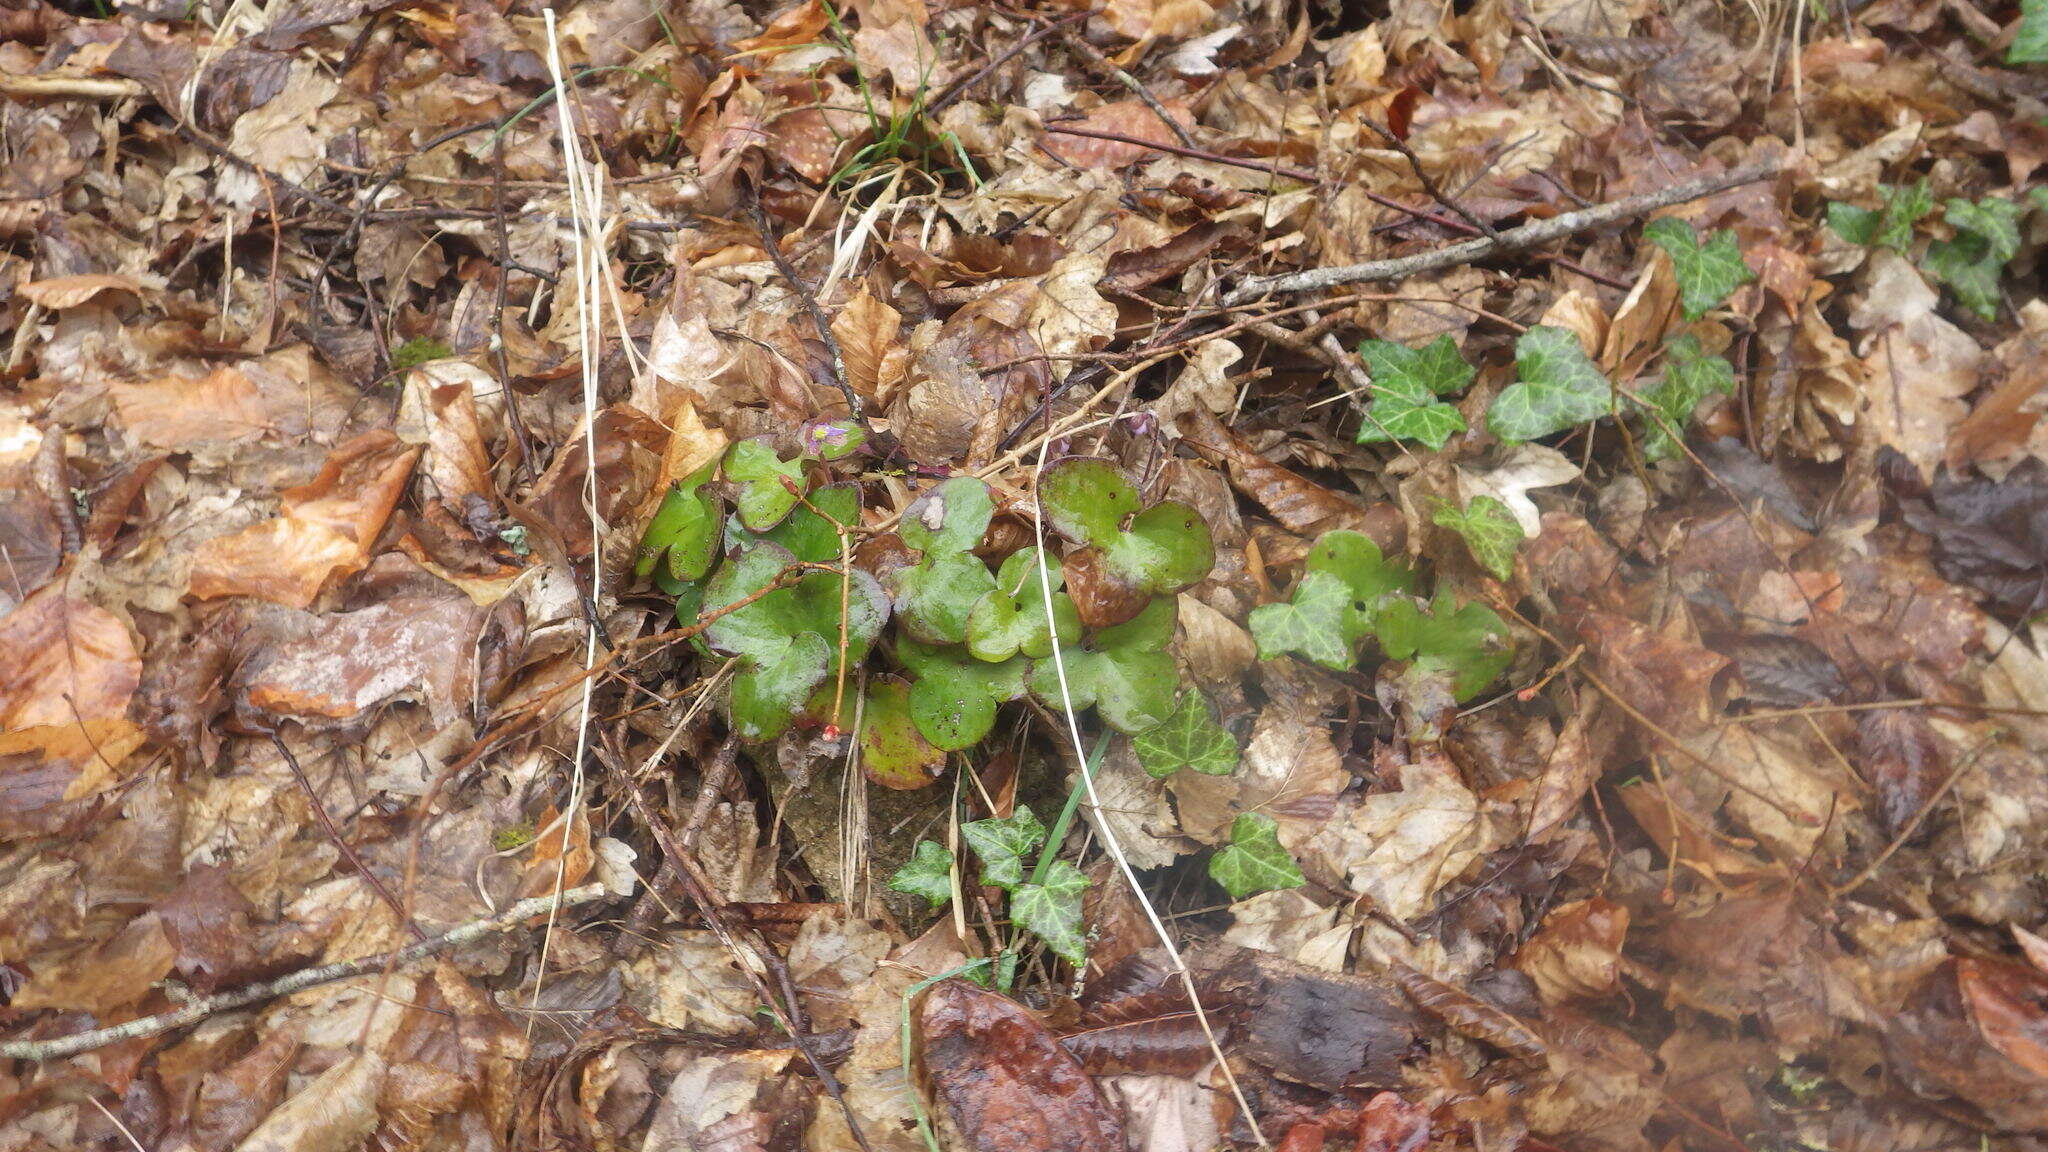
2,0,2048,1149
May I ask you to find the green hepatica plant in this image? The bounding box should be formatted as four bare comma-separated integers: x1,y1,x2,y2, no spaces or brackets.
638,442,1219,780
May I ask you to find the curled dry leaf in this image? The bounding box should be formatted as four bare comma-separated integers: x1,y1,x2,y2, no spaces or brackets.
0,585,145,801
1512,898,1630,1004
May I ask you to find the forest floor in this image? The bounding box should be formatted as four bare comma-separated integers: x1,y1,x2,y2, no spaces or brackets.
3,0,2048,1149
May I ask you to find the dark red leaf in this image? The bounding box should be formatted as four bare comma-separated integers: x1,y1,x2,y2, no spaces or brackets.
920,980,1124,1152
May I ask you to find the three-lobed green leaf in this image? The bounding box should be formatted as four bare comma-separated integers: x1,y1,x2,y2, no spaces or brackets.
1376,591,1515,702
1011,860,1089,966
892,478,999,645
962,808,1047,892
724,439,809,531
1634,334,1736,461
1354,335,1472,451
636,461,722,587
1039,458,1214,619
1248,530,1416,668
1432,495,1524,580
1208,813,1305,900
889,840,956,908
1923,196,2023,321
1827,181,1931,252
900,639,1028,751
1644,216,1754,320
965,547,1081,662
701,542,888,741
1132,691,1238,778
1486,326,1615,444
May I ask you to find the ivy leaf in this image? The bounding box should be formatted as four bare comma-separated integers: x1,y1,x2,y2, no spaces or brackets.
1028,597,1179,733
965,547,1082,662
1039,458,1214,626
1354,335,1472,450
1633,335,1736,461
724,439,808,530
1132,691,1238,778
859,675,946,790
635,460,721,584
892,478,999,644
701,542,888,741
962,807,1047,892
1011,860,1089,966
1375,591,1515,702
1486,326,1614,444
889,840,955,908
1432,496,1524,580
1644,217,1754,320
1249,571,1358,670
1923,197,2022,321
1208,813,1305,900
2011,0,2048,64
1827,181,1931,251
900,640,1028,751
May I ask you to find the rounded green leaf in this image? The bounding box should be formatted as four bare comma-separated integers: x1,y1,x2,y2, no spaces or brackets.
860,675,945,789
1431,496,1523,581
1249,571,1359,670
901,640,1027,751
727,631,831,741
899,477,995,555
1101,501,1215,593
749,481,858,564
1038,457,1140,546
966,547,1082,662
891,550,998,645
1028,598,1179,733
1375,592,1514,702
635,462,722,582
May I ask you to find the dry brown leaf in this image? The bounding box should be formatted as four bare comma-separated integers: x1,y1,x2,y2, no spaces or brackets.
832,286,907,406
234,1051,385,1152
1306,755,1494,921
1040,100,1198,169
0,585,145,786
189,432,421,608
1512,897,1630,1004
1848,250,1984,480
18,272,143,309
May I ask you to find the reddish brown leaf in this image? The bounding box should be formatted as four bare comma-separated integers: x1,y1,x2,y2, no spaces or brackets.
919,979,1125,1152
1854,707,1947,835
1511,898,1630,1005
1061,545,1155,629
1355,1091,1429,1152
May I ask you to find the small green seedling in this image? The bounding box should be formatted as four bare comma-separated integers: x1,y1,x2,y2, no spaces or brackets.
1039,457,1214,626
1828,181,1932,252
1354,334,1473,450
389,336,453,373
1132,690,1238,778
1209,813,1306,899
1924,196,2023,321
1632,335,1735,461
889,840,956,907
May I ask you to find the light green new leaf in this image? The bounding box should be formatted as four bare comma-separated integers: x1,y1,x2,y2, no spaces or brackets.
1354,335,1473,450
1924,197,2023,321
1133,691,1238,778
724,439,809,530
1209,813,1305,900
965,547,1082,662
2011,0,2048,64
1634,335,1736,460
899,477,994,555
1644,217,1754,320
1010,860,1089,966
1027,598,1179,733
1249,571,1358,669
635,461,722,584
1432,496,1524,580
702,542,888,741
889,840,955,908
1039,458,1214,601
962,807,1047,892
744,482,858,565
1487,326,1614,444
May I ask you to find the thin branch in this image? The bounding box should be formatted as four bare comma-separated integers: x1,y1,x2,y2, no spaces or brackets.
270,732,427,942
1059,31,1198,149
0,885,612,1062
743,181,871,430
1043,124,1318,184
1226,162,1783,303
